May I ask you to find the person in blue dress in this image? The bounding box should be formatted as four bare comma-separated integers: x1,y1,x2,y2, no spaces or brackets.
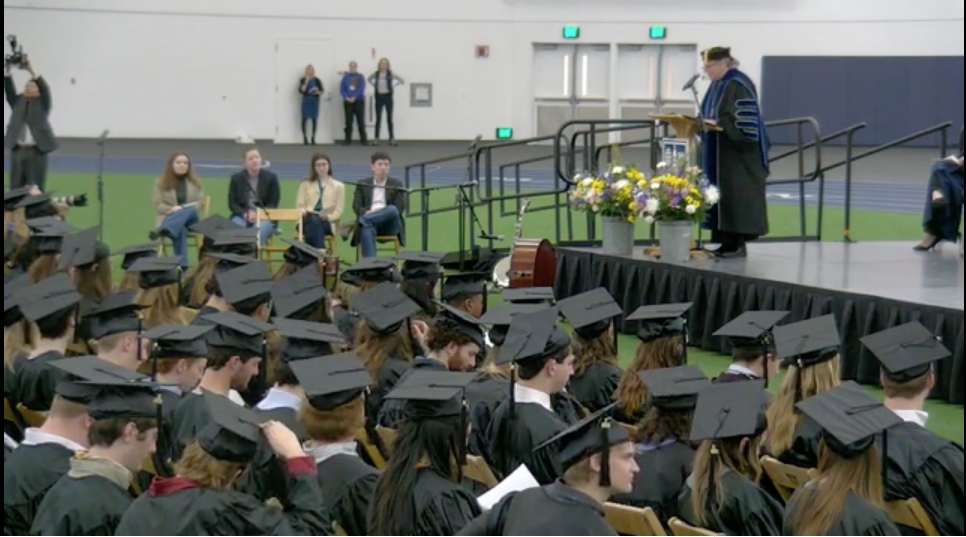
299,65,323,145
915,152,963,250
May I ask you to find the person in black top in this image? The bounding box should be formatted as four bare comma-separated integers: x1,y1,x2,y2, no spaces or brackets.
441,272,487,319
273,238,326,281
332,256,397,342
557,288,623,413
272,264,333,325
189,250,257,318
4,58,57,191
228,148,280,246
114,243,159,292
711,310,787,387
396,250,446,320
916,152,963,250
179,216,253,307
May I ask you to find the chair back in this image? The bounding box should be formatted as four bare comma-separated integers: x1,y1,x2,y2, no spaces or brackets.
760,456,813,502
257,208,305,268
667,518,722,536
355,428,386,469
376,426,397,450
885,498,939,535
332,521,348,536
462,455,499,489
604,503,666,535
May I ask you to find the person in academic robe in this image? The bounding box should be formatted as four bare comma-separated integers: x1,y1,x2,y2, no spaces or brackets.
676,381,783,534
711,311,786,391
180,223,257,308
556,288,623,413
58,225,112,302
396,250,446,320
169,311,273,460
861,322,965,535
83,290,151,372
915,153,963,250
442,271,488,318
613,366,705,523
30,380,159,535
699,46,771,258
23,217,69,283
8,273,81,412
379,303,484,427
114,393,329,535
613,303,691,424
114,243,159,292
273,239,326,281
292,353,379,536
765,314,843,468
272,264,334,324
126,255,190,327
4,276,31,442
332,256,398,342
785,381,902,535
487,307,574,484
368,370,482,535
189,251,257,320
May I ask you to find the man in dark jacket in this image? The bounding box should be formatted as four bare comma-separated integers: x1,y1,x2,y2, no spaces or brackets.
228,147,280,245
4,59,57,191
347,152,406,257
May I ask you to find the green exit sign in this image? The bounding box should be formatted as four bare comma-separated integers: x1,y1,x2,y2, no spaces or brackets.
562,26,580,39
495,127,513,139
649,26,666,39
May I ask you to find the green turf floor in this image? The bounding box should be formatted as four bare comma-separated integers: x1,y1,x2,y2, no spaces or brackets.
9,173,963,442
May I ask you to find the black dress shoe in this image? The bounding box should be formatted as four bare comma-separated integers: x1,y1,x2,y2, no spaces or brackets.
714,245,747,259
148,228,161,241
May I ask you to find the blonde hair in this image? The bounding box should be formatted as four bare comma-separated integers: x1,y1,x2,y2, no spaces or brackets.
173,441,247,491
27,254,59,283
115,271,141,292
299,395,365,442
354,323,414,384
4,323,29,371
136,285,185,328
690,436,763,527
571,331,617,377
479,347,510,380
74,261,112,302
613,335,684,419
765,355,840,456
184,256,218,307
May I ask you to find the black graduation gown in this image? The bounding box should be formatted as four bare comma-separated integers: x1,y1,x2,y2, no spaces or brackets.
169,391,212,461
10,350,68,412
569,362,622,413
458,480,615,536
551,391,586,425
332,306,357,343
712,370,773,407
366,356,410,429
883,421,964,535
922,158,964,241
30,473,132,535
377,358,446,427
487,401,567,484
784,488,899,535
775,416,823,468
3,443,9,461
316,451,379,536
4,351,27,441
189,305,220,325
368,468,480,535
466,375,508,464
676,469,783,535
3,442,75,535
613,440,695,522
113,460,329,535
238,404,309,502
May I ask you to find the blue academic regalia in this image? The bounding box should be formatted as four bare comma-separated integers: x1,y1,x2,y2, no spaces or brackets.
301,78,322,120
922,157,963,242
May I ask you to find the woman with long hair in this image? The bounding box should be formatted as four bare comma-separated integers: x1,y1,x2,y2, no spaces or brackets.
785,382,901,535
368,371,481,534
128,256,188,328
296,153,345,249
615,366,706,522
332,257,397,343
677,381,782,534
273,239,326,282
396,251,444,320
114,243,159,292
25,220,69,284
558,288,623,413
298,65,323,145
613,305,690,424
272,270,333,327
150,152,204,268
367,57,404,146
59,227,112,302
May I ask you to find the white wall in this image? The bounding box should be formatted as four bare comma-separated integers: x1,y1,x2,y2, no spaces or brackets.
3,0,962,140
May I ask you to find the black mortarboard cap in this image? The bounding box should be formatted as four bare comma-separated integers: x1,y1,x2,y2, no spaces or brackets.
627,303,692,342
142,324,213,359
116,243,160,270
478,303,543,346
495,306,570,365
25,217,73,234
433,302,485,348
202,311,273,356
56,227,102,269
84,291,146,339
85,380,160,421
15,273,82,322
211,227,259,250
861,322,950,384
502,287,555,304
49,355,146,405
282,239,323,267
127,256,184,289
395,250,445,280
773,314,840,368
795,380,901,458
641,365,708,410
205,252,256,273
289,353,370,411
557,288,622,340
15,192,51,210
4,186,34,210
441,272,488,301
702,47,731,62
3,272,29,327
272,285,328,320
216,261,273,311
713,311,789,349
352,282,421,334
273,318,344,361
27,220,70,254
188,214,232,237
341,257,396,284
197,391,266,463
689,381,768,441
535,402,630,485
384,370,476,421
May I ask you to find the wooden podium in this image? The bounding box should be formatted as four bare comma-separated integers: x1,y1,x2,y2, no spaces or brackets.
650,113,721,141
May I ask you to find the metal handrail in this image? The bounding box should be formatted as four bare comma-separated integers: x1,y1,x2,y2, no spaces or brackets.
595,138,656,167
570,123,664,172
555,119,660,183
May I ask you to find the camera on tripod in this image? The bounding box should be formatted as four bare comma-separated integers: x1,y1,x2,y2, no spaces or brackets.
5,35,27,69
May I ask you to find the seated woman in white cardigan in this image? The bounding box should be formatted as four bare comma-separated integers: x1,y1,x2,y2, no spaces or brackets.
151,152,205,268
296,153,345,249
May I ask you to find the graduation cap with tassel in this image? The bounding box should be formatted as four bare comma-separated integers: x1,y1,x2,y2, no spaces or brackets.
772,314,840,401
713,310,789,388
556,287,623,352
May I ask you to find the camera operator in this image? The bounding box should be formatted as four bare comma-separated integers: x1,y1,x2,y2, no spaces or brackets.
4,55,57,191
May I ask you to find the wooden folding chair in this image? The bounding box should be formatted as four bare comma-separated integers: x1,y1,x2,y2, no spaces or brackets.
667,517,722,536
332,521,348,536
257,208,304,269
885,498,939,535
357,236,401,259
760,455,814,502
355,428,386,469
462,454,499,490
603,503,666,535
161,195,211,258
376,426,397,451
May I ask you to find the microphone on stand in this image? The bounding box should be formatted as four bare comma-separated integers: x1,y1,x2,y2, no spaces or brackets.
682,73,700,91
479,232,504,241
96,130,109,145
468,134,483,152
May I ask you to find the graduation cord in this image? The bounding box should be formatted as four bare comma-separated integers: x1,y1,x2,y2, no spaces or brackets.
705,408,730,515
457,396,469,482
598,418,612,487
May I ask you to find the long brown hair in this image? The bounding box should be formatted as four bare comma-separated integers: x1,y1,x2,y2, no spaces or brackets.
614,335,684,418
136,285,185,328
637,407,693,445
116,271,140,292
74,262,112,302
354,323,414,384
27,254,59,283
184,256,218,307
690,436,763,526
788,440,884,535
4,324,29,371
302,153,332,182
159,152,202,192
765,355,840,456
299,395,364,442
571,330,617,377
173,441,247,491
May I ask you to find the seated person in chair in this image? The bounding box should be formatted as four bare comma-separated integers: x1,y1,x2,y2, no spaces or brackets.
229,148,279,246
916,152,963,250
296,153,345,249
150,152,205,268
345,152,406,257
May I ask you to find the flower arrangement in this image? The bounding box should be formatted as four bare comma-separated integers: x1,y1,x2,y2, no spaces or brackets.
568,158,646,223
634,159,719,223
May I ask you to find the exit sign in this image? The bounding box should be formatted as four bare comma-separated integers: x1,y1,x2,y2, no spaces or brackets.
562,26,580,39
495,127,513,139
649,26,666,39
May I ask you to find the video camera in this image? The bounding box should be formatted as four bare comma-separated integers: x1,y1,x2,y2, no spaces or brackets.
5,35,27,69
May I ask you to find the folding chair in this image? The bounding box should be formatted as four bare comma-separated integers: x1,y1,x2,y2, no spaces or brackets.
257,208,304,270
667,518,722,536
604,503,667,535
462,455,499,490
760,455,814,503
885,498,939,535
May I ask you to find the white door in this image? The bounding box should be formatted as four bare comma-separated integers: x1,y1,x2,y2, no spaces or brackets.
274,38,335,144
532,43,611,144
617,44,698,140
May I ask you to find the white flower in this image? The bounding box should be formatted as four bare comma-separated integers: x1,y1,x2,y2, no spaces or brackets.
645,198,659,214
686,205,697,214
611,166,624,174
705,186,720,204
580,177,594,186
650,182,660,190
583,190,596,203
685,166,701,175
656,162,667,169
612,179,629,190
591,204,599,212
644,216,655,225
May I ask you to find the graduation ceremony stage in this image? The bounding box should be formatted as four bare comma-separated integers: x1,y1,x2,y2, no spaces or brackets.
555,241,965,404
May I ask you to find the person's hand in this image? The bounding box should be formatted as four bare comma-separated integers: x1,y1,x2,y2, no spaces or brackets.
24,60,34,75
246,211,256,223
260,421,304,459
347,97,355,103
411,320,430,352
957,157,963,168
169,205,181,213
28,186,41,196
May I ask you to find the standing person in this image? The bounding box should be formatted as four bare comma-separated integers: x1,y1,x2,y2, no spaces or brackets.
368,58,404,146
295,153,345,249
150,152,205,268
4,58,57,191
299,65,323,145
348,152,406,257
340,61,368,146
699,46,770,258
228,147,280,246
915,153,963,250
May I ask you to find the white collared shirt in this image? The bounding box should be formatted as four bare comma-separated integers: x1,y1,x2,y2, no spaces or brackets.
306,441,358,464
724,363,759,378
892,408,928,427
371,179,387,212
21,428,86,452
4,432,17,450
514,384,552,411
257,387,302,411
